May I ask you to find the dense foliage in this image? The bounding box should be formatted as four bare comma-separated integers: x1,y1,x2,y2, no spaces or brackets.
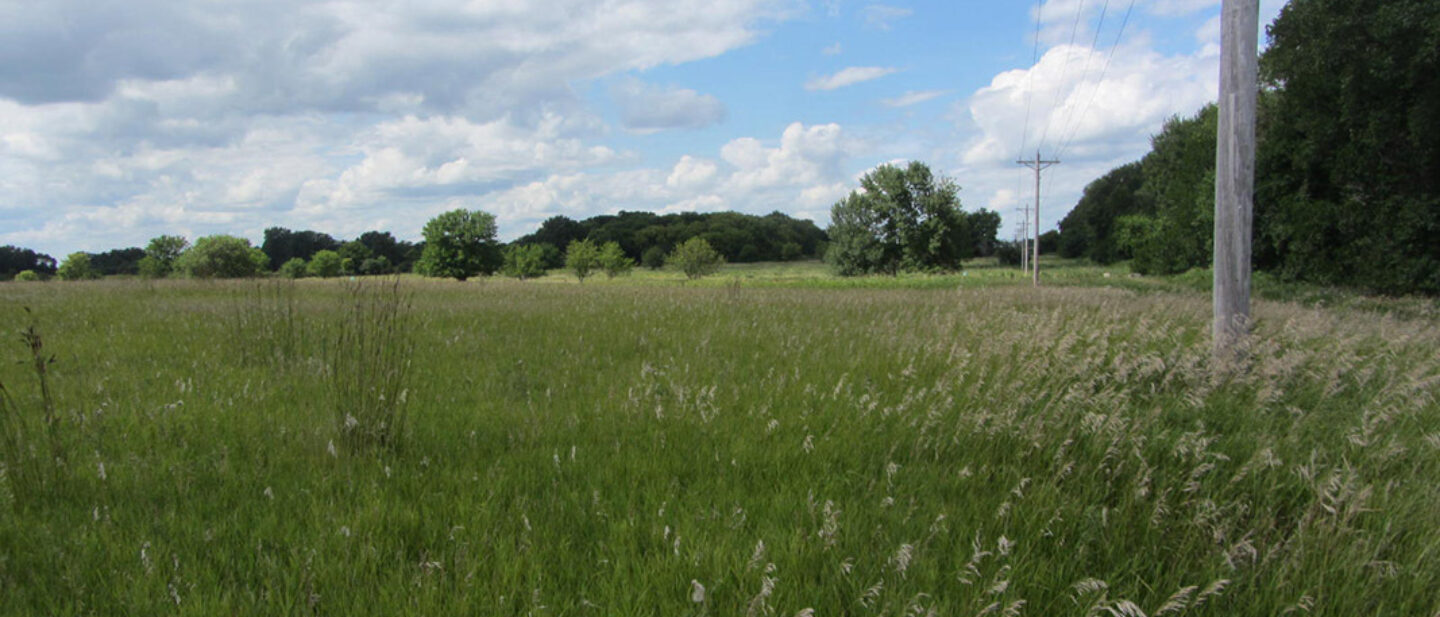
1058,162,1148,264
826,161,1000,276
57,252,100,281
0,245,56,280
501,244,548,280
415,209,502,281
516,210,827,267
175,235,269,278
1057,0,1440,294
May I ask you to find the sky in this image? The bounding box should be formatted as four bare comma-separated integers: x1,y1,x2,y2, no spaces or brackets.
0,0,1287,257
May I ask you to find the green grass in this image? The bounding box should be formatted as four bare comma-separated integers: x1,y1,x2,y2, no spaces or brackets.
1,273,1437,615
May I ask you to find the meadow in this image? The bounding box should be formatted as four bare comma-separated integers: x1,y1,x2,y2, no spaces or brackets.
1,265,1437,615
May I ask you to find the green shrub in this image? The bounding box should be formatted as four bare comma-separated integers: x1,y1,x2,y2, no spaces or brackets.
565,239,600,283
598,242,634,279
57,252,100,281
279,258,309,279
14,270,40,282
308,250,343,278
668,237,724,280
176,235,268,278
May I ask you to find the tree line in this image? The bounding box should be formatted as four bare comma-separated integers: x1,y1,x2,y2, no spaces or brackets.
1,210,824,282
1057,0,1439,295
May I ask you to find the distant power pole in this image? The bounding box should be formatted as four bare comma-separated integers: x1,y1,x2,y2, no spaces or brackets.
1020,208,1029,274
1017,152,1059,286
1213,0,1258,357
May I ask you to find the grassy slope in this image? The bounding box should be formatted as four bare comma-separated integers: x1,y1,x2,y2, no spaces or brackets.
0,270,1437,615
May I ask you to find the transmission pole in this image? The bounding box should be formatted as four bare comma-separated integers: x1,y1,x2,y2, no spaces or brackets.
1017,151,1058,286
1019,208,1029,274
1213,0,1258,358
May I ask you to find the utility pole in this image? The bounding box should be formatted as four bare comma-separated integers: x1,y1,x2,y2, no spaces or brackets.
1020,208,1029,274
1017,151,1058,286
1213,0,1258,358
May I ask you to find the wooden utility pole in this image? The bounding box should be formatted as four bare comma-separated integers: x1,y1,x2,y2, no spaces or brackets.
1213,0,1258,357
1020,208,1029,274
1017,152,1058,286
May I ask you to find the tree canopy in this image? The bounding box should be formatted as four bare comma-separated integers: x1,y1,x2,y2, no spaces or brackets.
415,209,502,281
826,161,997,276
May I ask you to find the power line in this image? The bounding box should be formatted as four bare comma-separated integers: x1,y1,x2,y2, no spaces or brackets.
1036,0,1091,157
1055,0,1136,161
1016,0,1045,162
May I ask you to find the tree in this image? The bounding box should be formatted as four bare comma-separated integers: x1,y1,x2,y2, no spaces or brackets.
14,270,40,282
1,245,57,279
599,241,634,279
668,237,724,280
565,239,601,283
826,161,969,275
1123,106,1218,275
138,235,190,278
308,250,343,278
1255,0,1440,294
1057,162,1149,263
262,227,340,271
415,209,502,281
89,247,145,276
279,258,309,278
338,241,374,275
641,245,668,270
176,235,269,278
501,244,548,280
57,252,100,281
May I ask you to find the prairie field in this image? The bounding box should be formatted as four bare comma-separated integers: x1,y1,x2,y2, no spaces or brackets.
1,273,1438,616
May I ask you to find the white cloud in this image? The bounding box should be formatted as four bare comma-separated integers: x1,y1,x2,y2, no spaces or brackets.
805,66,900,91
667,155,720,189
723,122,851,192
822,42,844,56
611,78,727,133
952,35,1222,236
881,90,948,108
862,4,913,30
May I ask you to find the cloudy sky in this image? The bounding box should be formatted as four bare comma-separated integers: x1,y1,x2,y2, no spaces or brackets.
1,0,1285,257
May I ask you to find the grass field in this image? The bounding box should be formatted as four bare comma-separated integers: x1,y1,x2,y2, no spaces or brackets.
1,266,1438,615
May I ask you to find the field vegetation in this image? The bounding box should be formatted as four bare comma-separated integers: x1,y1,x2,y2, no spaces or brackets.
1,268,1437,615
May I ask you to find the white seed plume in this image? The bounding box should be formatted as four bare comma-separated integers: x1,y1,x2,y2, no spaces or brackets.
690,580,706,603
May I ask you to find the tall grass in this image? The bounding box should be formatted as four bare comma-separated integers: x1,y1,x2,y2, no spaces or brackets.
0,278,1435,615
325,278,416,452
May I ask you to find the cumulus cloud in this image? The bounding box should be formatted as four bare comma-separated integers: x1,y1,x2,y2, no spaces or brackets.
805,66,900,91
881,90,948,108
611,78,727,133
0,0,797,255
951,36,1221,239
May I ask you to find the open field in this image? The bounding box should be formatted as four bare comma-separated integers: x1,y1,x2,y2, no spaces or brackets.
2,273,1438,615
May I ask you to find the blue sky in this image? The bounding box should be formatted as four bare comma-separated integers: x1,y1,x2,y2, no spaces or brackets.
0,0,1286,257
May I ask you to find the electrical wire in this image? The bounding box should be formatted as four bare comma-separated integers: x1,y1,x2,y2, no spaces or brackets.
1055,0,1137,161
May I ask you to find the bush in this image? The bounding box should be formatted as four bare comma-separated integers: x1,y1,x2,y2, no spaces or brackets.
142,235,189,278
599,242,634,279
57,252,100,281
566,239,600,283
642,246,668,270
14,270,40,282
279,258,309,279
308,250,343,278
502,244,548,280
668,237,724,280
176,235,268,278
